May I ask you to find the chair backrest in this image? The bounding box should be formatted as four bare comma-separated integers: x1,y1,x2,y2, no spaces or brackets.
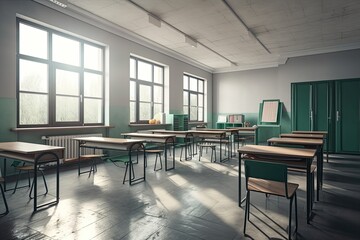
244,160,289,196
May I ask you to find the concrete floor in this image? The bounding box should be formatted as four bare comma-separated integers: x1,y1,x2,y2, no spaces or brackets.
0,150,359,240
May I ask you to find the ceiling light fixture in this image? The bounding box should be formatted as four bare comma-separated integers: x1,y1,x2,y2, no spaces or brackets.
148,14,161,28
48,0,67,8
184,35,197,48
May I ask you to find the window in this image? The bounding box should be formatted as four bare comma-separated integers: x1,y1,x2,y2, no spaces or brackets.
17,19,105,127
183,75,204,122
130,57,164,123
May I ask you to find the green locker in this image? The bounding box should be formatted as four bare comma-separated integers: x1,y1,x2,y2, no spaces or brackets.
291,81,335,152
335,79,360,153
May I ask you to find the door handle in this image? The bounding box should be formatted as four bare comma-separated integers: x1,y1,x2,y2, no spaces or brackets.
336,111,340,121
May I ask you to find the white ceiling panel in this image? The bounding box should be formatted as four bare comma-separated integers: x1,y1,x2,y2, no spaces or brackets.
63,0,360,72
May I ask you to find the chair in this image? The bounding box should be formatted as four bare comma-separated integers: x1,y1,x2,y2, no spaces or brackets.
198,142,216,162
78,153,104,176
244,160,298,240
12,161,48,199
0,177,9,215
144,149,163,171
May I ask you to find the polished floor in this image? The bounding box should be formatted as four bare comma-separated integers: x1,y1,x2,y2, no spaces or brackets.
0,150,359,240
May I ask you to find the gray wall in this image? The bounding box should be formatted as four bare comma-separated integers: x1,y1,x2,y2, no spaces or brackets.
213,49,360,124
0,0,213,142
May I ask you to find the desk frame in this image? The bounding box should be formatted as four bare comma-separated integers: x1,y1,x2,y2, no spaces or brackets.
238,145,316,224
121,133,176,171
74,137,146,185
267,137,324,200
0,142,64,212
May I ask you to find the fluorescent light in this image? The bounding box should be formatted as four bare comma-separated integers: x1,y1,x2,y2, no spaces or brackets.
185,35,197,48
148,14,161,28
48,0,67,8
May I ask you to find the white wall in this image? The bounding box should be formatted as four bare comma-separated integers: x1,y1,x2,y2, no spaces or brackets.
213,49,360,116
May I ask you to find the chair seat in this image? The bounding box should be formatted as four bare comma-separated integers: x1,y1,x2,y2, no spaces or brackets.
16,165,34,171
198,143,216,148
248,178,299,198
288,165,316,173
79,154,104,159
145,149,163,153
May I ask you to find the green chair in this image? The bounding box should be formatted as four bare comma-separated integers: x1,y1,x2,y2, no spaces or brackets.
244,160,299,240
11,161,48,199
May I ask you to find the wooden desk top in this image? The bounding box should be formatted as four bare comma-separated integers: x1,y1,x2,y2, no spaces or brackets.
280,133,324,139
0,142,64,154
228,126,258,131
268,137,323,145
190,129,226,134
121,133,176,138
292,130,327,135
73,136,142,145
238,145,316,158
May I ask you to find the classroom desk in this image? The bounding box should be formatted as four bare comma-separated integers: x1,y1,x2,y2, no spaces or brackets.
228,126,259,145
190,129,229,162
0,142,64,212
238,145,317,224
292,131,329,162
267,137,324,200
73,137,145,185
148,130,194,160
121,133,176,171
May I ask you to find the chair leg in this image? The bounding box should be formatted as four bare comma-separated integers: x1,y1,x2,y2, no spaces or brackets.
122,163,129,184
295,192,298,233
29,169,48,199
0,184,9,215
154,153,163,171
243,191,248,234
12,170,23,194
198,145,202,161
289,196,294,240
247,191,250,220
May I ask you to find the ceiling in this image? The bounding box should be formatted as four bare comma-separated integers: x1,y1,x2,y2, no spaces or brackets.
61,0,360,72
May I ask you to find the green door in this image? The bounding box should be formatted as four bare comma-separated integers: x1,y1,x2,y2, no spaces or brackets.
292,83,311,131
313,81,335,152
336,79,360,153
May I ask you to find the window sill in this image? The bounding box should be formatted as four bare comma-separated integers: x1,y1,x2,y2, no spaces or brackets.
11,125,114,132
129,123,171,127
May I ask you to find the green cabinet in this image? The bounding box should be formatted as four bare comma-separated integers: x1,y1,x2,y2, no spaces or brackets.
291,81,335,152
335,79,360,153
166,114,189,131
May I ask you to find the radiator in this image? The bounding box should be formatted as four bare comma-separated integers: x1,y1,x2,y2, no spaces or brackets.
42,134,103,163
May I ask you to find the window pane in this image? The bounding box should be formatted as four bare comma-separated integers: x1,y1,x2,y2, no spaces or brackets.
56,69,79,96
139,84,151,102
190,93,197,106
189,77,197,91
19,59,48,93
199,80,204,93
130,58,136,79
19,23,48,59
190,106,197,121
137,61,152,82
52,34,80,66
84,72,102,98
154,103,162,116
183,76,188,90
199,94,204,107
56,96,79,121
84,98,102,123
154,86,163,103
183,106,188,115
84,44,103,71
154,65,163,84
130,81,136,101
19,93,48,125
183,91,188,105
139,102,151,120
130,101,136,122
198,108,203,121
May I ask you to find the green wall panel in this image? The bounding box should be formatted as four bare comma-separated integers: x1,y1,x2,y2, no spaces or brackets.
0,98,17,142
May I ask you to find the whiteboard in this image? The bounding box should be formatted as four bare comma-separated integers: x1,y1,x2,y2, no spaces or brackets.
261,100,279,123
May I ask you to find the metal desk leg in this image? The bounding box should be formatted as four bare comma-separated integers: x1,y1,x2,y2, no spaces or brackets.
306,159,311,224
